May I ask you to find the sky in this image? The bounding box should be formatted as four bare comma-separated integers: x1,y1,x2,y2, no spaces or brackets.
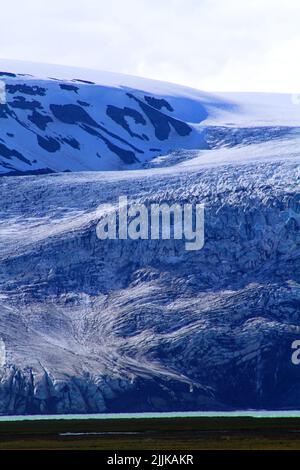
0,0,300,93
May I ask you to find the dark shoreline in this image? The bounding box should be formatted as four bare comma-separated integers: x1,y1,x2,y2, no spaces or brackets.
1,416,300,450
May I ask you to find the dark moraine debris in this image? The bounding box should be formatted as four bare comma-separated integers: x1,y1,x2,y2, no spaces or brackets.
107,105,147,140
72,79,95,85
103,136,138,164
0,167,55,177
144,95,174,112
62,137,80,150
77,100,90,107
37,135,61,153
0,104,23,122
51,102,144,155
6,84,46,96
59,84,79,93
8,97,42,111
28,110,53,130
0,71,17,77
0,104,11,119
81,124,138,164
96,123,144,153
127,93,192,141
81,123,143,154
0,142,32,165
50,104,99,127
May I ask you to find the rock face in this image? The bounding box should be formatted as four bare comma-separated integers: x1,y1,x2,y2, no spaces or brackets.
0,63,300,414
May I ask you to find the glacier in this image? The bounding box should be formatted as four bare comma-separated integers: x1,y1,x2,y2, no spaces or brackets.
0,60,300,414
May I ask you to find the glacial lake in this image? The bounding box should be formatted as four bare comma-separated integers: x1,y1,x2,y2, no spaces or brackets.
1,411,300,422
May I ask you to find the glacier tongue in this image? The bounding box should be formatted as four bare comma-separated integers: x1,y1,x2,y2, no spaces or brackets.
0,62,300,414
0,140,300,413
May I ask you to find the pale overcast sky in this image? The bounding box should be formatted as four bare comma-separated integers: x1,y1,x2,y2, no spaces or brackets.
0,0,300,92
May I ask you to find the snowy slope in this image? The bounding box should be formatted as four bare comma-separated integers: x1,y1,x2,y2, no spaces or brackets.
1,59,299,176
0,60,222,175
0,61,300,414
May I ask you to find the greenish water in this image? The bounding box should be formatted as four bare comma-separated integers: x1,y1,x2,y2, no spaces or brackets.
1,411,300,422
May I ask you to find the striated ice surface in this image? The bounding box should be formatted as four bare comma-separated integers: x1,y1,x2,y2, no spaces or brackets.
0,140,300,413
0,62,300,414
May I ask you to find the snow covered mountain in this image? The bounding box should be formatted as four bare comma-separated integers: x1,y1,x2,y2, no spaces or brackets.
0,60,215,175
0,60,300,414
1,60,300,176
